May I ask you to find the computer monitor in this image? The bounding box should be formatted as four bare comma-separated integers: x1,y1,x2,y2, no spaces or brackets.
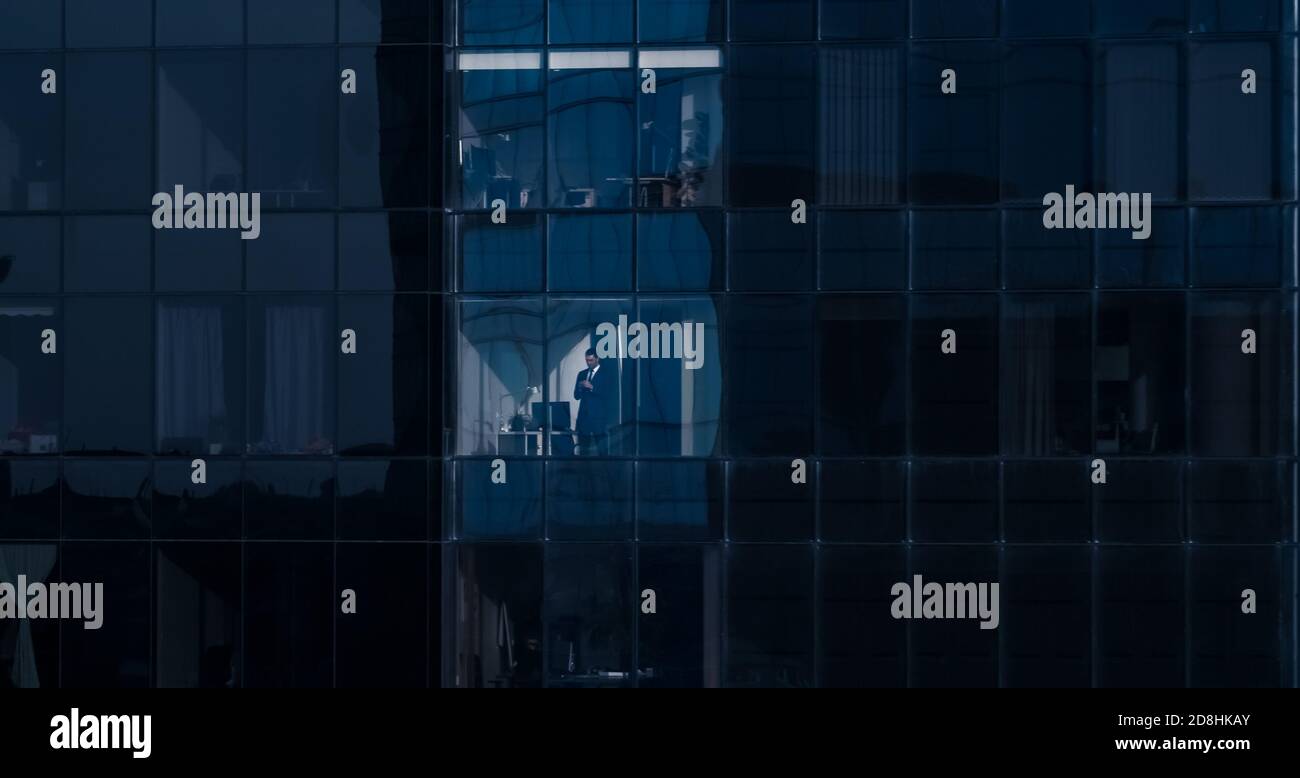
532,401,571,431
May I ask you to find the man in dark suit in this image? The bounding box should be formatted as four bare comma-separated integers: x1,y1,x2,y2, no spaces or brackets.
574,349,614,455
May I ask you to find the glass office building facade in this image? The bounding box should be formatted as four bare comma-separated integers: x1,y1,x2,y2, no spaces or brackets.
0,0,1298,687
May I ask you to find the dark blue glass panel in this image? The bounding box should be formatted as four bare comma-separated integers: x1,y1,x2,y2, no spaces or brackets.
336,543,428,687
1096,207,1186,288
156,0,244,45
636,212,724,291
1004,461,1091,543
637,63,724,207
62,460,151,540
1193,207,1281,287
64,216,150,293
337,459,428,540
1003,548,1091,687
817,295,905,455
908,42,999,204
911,460,998,542
0,1,61,49
1003,44,1089,202
0,54,62,211
550,0,633,43
911,295,999,455
246,214,336,292
152,459,242,540
341,46,429,208
155,542,242,688
0,216,59,292
1002,209,1091,289
731,0,816,42
155,297,244,457
1191,0,1281,32
1098,460,1183,543
155,226,242,292
460,0,544,45
338,295,428,455
64,298,151,455
1189,547,1285,686
819,210,906,290
458,66,545,210
457,458,542,538
910,210,998,290
820,0,907,40
636,460,723,540
1096,294,1186,455
1188,462,1291,543
1094,0,1186,34
726,544,813,688
910,0,998,38
458,213,543,291
0,298,60,456
1189,42,1276,201
248,0,336,44
724,295,813,456
819,46,904,205
1001,294,1092,456
544,544,634,686
157,50,245,195
909,546,998,686
0,461,59,539
66,0,151,48
248,49,338,209
244,542,333,687
244,460,335,540
339,212,430,292
548,68,634,208
819,546,906,687
729,46,815,207
548,213,633,291
639,0,724,42
61,541,150,688
340,0,430,43
546,460,633,539
1003,0,1090,36
66,52,151,210
728,211,814,291
633,296,722,456
1096,43,1181,199
639,544,721,687
728,460,814,541
1098,547,1185,687
819,460,906,542
247,296,337,455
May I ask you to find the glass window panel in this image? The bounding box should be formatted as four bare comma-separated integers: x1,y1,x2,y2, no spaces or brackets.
1192,207,1282,287
66,52,151,209
1189,547,1285,686
911,210,998,289
548,213,633,291
1190,292,1293,456
819,46,903,205
545,544,634,686
820,0,907,40
248,49,338,209
1003,44,1090,202
60,541,149,688
1191,0,1281,32
550,0,632,43
1004,460,1091,542
908,42,999,204
729,211,813,291
1095,293,1186,455
1004,548,1091,687
911,460,998,542
1098,547,1185,687
729,46,816,207
638,58,724,207
1096,460,1183,542
910,0,998,38
639,0,724,42
247,296,337,455
0,542,59,684
1189,461,1291,544
1003,0,1090,36
0,53,62,210
731,0,815,41
911,295,998,455
0,299,59,455
152,459,242,540
634,297,722,456
336,544,427,687
341,47,429,208
1093,0,1186,34
1095,206,1186,288
725,295,813,456
460,0,544,45
156,0,244,45
548,67,634,208
61,460,150,540
248,0,336,44
337,460,428,541
451,544,543,688
246,213,336,291
1096,44,1181,199
636,212,724,291
244,542,333,687
728,460,813,541
0,461,58,539
546,298,635,456
818,460,906,542
340,212,430,292
636,460,724,540
819,210,906,290
244,460,333,540
456,459,542,538
726,544,813,687
155,297,244,457
65,298,151,455
0,216,59,292
1189,42,1275,201
157,51,245,196
339,295,428,455
456,299,544,455
66,0,150,48
546,460,633,539
817,295,905,455
909,546,998,687
1003,209,1091,289
1001,294,1091,456
340,0,430,43
155,543,241,688
458,64,545,209
819,546,907,687
458,213,543,292
155,224,243,292
639,544,722,687
0,2,61,49
65,216,150,293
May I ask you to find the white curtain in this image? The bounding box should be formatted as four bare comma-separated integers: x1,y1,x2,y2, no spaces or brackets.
157,304,227,446
0,544,57,688
263,305,326,452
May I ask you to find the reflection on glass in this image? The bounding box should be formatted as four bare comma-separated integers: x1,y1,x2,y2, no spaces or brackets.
458,63,545,208
247,297,336,455
456,299,544,455
0,299,59,455
638,56,723,207
546,298,634,456
155,543,241,688
548,67,634,207
452,544,543,687
545,544,634,686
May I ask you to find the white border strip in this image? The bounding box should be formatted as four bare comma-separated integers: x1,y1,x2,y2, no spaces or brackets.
638,49,722,69
458,51,542,71
548,50,632,70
